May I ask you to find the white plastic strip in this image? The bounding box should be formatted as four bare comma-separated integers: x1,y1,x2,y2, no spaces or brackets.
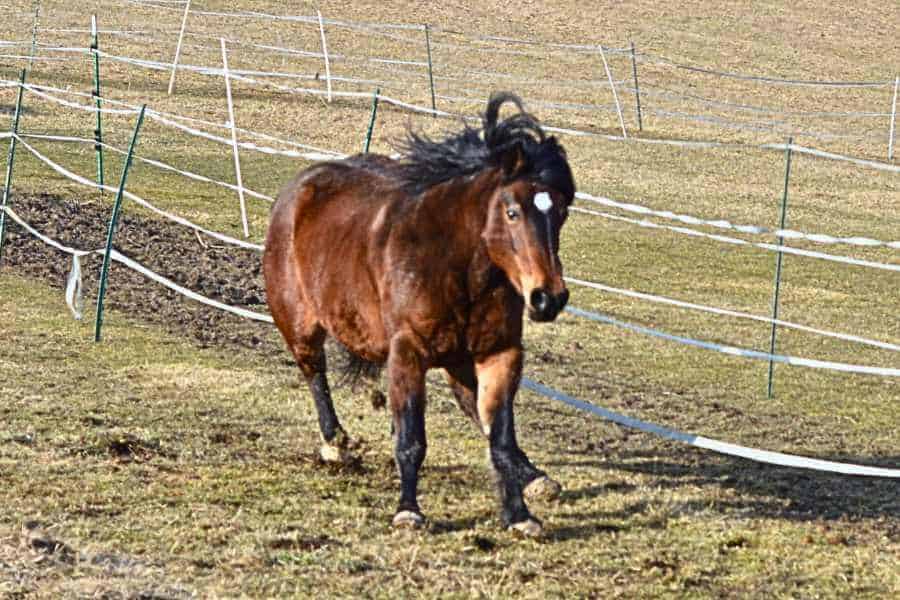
19,134,275,202
636,52,891,88
564,306,900,377
571,206,900,272
111,249,273,322
1,204,272,322
575,192,900,249
15,137,265,251
565,276,900,352
22,83,141,116
64,254,83,320
144,110,343,161
520,379,900,478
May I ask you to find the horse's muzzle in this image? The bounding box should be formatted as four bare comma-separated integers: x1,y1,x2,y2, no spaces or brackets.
528,288,569,322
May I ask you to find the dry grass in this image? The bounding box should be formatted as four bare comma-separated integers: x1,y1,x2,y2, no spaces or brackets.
0,0,898,597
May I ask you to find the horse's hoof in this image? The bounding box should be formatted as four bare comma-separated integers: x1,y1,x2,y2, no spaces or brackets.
319,442,354,464
509,518,543,538
392,510,425,529
524,476,562,500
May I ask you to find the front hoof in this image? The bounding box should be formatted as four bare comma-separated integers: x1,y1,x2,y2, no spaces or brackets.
392,510,425,530
509,518,543,538
524,475,562,501
319,442,355,464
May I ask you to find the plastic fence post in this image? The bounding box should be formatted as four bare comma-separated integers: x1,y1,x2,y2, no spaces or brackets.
599,45,627,138
91,14,104,191
167,0,191,95
888,76,898,161
425,24,436,116
94,105,146,343
317,10,332,103
0,69,26,265
220,38,249,239
630,41,643,132
364,88,380,153
767,137,793,399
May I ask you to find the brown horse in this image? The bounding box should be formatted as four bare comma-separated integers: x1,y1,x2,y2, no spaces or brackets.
263,92,575,536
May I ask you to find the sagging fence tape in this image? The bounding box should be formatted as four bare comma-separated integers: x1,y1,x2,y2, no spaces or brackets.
519,379,900,478
564,306,900,377
565,276,900,353
571,206,900,272
20,133,277,203
15,136,265,251
575,192,900,249
3,202,897,478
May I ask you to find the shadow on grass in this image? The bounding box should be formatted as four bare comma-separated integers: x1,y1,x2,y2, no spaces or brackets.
547,447,900,523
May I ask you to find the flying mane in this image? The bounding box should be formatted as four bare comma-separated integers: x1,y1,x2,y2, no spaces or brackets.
395,92,575,202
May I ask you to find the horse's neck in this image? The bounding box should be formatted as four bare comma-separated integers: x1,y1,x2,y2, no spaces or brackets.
416,170,507,301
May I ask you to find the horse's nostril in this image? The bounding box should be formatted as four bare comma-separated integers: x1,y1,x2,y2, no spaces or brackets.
530,289,551,312
558,289,569,310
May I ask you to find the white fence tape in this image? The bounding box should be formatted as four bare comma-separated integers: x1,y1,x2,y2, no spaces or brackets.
15,137,265,251
4,203,896,477
19,133,276,202
565,276,900,353
565,306,900,377
636,52,892,88
520,379,900,478
571,206,900,272
575,192,900,249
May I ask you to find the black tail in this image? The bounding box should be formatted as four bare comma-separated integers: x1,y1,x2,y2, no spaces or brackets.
334,341,383,392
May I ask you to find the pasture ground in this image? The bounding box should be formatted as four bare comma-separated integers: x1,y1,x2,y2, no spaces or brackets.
1,0,898,597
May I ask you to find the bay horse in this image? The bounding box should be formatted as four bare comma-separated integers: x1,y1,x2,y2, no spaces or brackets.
263,92,575,537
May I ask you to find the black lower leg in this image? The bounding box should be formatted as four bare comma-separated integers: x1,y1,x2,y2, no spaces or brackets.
308,370,343,444
489,401,535,526
394,395,426,514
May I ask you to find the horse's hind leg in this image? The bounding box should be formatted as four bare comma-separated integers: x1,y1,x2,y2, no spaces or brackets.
281,319,352,463
444,362,560,501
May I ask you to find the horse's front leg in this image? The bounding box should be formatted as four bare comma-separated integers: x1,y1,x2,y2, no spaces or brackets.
476,347,544,537
445,362,560,500
388,333,428,529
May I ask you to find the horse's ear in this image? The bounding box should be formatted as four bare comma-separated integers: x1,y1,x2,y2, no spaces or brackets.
500,141,530,181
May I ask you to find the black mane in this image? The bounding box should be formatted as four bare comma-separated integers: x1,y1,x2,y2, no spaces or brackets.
396,92,575,202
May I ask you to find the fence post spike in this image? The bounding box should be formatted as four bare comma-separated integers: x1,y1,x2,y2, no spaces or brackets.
94,105,147,343
767,136,793,398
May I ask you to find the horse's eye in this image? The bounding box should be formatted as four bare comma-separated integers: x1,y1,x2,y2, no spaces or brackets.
506,208,519,220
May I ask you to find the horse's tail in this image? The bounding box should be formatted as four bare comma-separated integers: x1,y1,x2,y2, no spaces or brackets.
334,342,386,409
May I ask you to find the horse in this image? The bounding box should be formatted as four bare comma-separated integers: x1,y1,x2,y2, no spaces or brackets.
263,92,575,537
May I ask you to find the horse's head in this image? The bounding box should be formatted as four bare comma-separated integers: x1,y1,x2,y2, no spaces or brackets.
481,94,575,322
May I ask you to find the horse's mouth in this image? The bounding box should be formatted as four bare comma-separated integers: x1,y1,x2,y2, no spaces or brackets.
528,307,560,323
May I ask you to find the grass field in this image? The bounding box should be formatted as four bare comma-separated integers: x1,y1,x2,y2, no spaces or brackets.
1,0,898,597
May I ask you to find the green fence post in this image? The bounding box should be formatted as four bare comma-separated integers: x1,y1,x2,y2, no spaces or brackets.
766,136,793,399
91,14,104,191
424,24,436,116
94,105,146,342
0,69,27,265
363,88,380,154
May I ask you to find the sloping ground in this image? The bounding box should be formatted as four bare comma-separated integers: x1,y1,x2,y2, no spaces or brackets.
1,193,897,597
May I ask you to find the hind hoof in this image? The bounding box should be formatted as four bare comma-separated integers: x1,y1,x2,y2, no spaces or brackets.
509,518,543,538
319,443,355,464
524,476,561,500
392,510,425,529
